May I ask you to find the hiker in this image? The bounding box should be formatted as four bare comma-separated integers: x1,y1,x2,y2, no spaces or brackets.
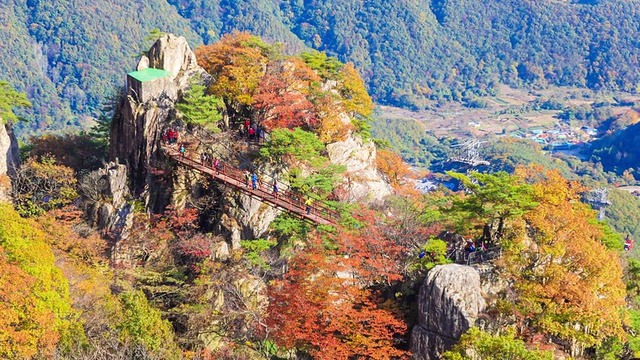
251,172,258,190
213,158,220,172
273,180,279,199
167,129,173,144
256,126,262,142
464,240,476,253
200,152,207,164
173,130,179,144
305,198,313,215
162,131,168,144
244,171,251,188
179,144,186,158
625,234,634,251
248,127,256,139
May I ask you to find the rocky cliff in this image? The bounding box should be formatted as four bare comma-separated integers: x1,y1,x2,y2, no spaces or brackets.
110,33,392,248
410,264,486,360
0,121,20,202
327,133,392,205
110,34,211,201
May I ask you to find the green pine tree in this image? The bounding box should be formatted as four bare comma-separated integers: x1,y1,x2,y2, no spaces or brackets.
0,81,31,124
176,83,224,132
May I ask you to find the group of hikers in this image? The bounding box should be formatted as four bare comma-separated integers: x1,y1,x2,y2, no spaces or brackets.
464,239,487,253
163,126,319,218
162,128,180,144
240,120,266,142
200,152,221,171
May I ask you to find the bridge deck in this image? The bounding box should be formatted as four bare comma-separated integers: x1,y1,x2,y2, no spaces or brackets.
163,146,339,226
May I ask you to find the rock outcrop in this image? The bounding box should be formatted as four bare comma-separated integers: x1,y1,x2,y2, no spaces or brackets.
326,133,391,205
0,121,20,202
410,264,486,360
221,192,281,249
83,161,133,232
110,34,211,199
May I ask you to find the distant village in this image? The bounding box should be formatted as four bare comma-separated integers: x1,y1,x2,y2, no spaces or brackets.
468,119,599,151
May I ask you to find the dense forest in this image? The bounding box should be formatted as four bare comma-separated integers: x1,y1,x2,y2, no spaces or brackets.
3,0,640,136
3,32,640,359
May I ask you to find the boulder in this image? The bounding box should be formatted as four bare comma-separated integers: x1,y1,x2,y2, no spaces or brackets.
410,264,486,360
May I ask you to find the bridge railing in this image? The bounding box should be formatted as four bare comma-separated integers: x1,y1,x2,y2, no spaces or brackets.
163,145,341,224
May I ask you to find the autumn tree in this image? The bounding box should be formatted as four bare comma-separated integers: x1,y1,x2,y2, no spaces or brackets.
503,166,627,350
0,203,76,358
442,327,553,360
195,31,273,116
252,71,316,131
300,51,373,139
11,155,78,217
376,148,412,191
267,209,410,359
25,133,107,171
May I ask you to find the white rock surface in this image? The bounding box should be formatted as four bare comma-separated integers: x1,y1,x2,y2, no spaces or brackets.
0,121,20,202
326,133,392,204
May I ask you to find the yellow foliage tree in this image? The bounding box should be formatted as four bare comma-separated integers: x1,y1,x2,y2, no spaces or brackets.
507,166,627,348
339,62,374,119
195,31,270,106
0,203,75,359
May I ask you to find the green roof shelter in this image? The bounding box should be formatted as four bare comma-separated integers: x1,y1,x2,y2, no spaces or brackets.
126,68,174,103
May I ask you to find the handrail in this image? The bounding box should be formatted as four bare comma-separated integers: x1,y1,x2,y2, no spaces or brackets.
162,144,340,225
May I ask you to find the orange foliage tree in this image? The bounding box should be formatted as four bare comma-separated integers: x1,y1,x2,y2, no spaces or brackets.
376,148,412,192
266,209,410,359
505,166,627,348
253,72,317,131
0,203,76,359
195,31,271,108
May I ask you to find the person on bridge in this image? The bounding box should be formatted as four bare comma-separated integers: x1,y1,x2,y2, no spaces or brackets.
162,131,168,144
251,172,258,190
305,198,313,215
244,171,251,188
167,129,174,144
213,158,220,173
273,180,279,199
180,144,186,158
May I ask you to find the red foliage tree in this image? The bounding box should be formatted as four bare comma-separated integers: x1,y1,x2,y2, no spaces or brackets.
266,209,411,359
253,72,317,131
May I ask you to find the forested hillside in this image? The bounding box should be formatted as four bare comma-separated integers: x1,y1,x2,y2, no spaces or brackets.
4,0,640,135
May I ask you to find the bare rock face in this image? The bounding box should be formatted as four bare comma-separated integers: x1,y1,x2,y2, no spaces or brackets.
110,34,211,198
147,34,201,83
0,121,19,202
410,264,486,360
326,133,392,205
221,192,281,249
82,161,134,234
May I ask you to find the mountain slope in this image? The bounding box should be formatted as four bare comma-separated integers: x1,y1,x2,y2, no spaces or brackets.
3,0,640,136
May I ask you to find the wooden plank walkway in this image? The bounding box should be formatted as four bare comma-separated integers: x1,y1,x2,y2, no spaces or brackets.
163,145,339,226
